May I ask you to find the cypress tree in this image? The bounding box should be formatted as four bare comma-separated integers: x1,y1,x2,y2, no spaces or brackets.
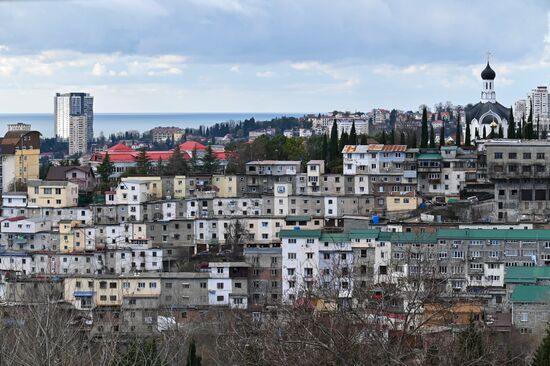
186,339,202,366
498,125,503,138
322,134,328,160
349,121,357,145
440,122,445,148
482,125,487,139
329,120,339,162
411,132,417,148
475,127,480,140
455,115,461,147
339,131,349,150
380,130,387,144
429,125,435,148
420,106,429,148
389,129,395,145
508,106,515,139
537,116,541,139
531,325,550,366
465,119,471,146
360,134,368,145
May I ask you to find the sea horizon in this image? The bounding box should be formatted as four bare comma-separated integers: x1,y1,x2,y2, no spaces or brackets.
0,112,307,138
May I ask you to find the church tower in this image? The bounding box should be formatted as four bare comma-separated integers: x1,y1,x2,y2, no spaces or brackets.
480,56,496,103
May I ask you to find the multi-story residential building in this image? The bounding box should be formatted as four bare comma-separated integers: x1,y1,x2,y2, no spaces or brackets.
527,86,549,120
54,92,93,142
7,123,31,132
486,140,550,221
310,113,369,136
150,126,184,143
45,166,96,192
68,114,88,155
207,262,249,309
27,180,79,208
0,130,41,193
244,247,282,308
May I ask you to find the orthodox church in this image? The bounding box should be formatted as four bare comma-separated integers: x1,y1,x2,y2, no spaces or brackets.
464,58,510,139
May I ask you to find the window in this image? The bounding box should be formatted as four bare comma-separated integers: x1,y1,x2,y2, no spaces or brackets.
537,152,545,159
217,283,224,289
494,152,503,159
520,312,528,322
288,253,296,259
523,153,532,159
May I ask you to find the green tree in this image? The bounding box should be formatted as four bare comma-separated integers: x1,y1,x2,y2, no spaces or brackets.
186,339,202,366
455,115,461,147
168,144,188,175
339,131,349,151
283,137,306,161
537,116,541,139
380,130,387,144
134,148,152,175
429,125,435,148
360,134,368,145
189,147,200,173
202,145,220,174
421,106,429,148
389,129,395,145
475,127,480,140
508,106,516,138
322,134,328,160
97,152,114,184
498,125,503,138
329,120,339,162
465,119,471,146
482,125,487,139
349,121,357,145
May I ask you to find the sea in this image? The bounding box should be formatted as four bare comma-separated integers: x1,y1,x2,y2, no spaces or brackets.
0,112,305,138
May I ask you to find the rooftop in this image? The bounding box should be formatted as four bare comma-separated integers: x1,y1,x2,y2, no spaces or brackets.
511,285,550,303
505,266,550,284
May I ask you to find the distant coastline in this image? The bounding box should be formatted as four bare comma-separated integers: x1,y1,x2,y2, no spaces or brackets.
0,112,305,138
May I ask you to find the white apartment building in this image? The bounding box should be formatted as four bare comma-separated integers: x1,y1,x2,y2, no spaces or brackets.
54,92,93,141
69,115,88,155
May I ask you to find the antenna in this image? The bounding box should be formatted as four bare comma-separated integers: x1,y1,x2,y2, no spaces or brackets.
486,51,491,64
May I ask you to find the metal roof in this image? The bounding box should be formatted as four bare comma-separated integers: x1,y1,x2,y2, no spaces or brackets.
285,215,312,222
505,266,550,284
437,229,550,241
511,285,550,303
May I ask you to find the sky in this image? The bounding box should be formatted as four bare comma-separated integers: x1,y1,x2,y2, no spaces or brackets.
0,0,550,113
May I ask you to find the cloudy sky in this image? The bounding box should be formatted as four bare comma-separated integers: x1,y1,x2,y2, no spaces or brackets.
0,0,549,113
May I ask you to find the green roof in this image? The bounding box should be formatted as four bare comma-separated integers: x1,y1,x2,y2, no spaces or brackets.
511,285,550,303
349,229,381,239
388,232,437,244
505,266,550,284
437,229,550,241
417,153,442,160
285,215,312,222
320,233,351,242
279,229,321,239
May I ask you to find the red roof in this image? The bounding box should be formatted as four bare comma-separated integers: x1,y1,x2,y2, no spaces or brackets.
91,150,191,163
108,143,134,152
7,216,26,222
180,141,206,151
